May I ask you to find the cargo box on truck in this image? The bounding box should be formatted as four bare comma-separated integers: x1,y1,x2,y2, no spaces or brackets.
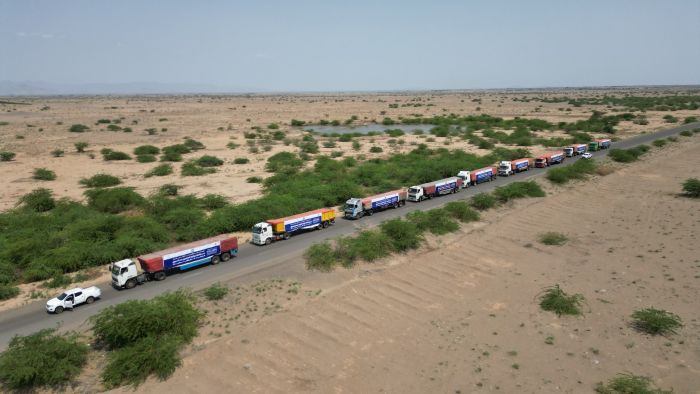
111,234,238,289
252,208,336,245
534,151,565,168
565,144,587,157
597,139,611,149
407,177,462,202
498,158,531,176
344,189,407,219
470,167,497,184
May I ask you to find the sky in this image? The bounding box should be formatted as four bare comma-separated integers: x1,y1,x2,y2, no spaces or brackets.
1,0,699,93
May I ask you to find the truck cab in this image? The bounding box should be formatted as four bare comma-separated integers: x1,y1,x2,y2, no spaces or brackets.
344,198,363,219
407,186,424,202
111,258,147,289
497,161,513,176
457,171,471,188
564,147,574,157
252,222,275,245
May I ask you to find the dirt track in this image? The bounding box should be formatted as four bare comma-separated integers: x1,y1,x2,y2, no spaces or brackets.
111,135,699,393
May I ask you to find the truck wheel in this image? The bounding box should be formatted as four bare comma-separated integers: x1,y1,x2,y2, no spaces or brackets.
221,252,231,261
322,221,329,228
126,279,136,289
283,233,291,240
265,238,272,245
154,271,166,281
211,255,221,265
367,210,373,216
86,296,95,304
55,306,64,314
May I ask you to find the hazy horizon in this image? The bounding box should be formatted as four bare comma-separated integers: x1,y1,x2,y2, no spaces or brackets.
2,1,699,94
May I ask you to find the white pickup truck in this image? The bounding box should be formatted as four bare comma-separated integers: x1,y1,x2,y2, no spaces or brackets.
46,286,101,314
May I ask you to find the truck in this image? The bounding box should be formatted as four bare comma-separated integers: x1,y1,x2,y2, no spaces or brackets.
497,158,532,176
564,144,588,157
111,234,239,289
456,171,471,188
46,286,101,314
344,189,407,219
470,167,497,184
407,177,462,202
597,138,611,149
588,141,599,151
534,151,565,168
252,208,335,245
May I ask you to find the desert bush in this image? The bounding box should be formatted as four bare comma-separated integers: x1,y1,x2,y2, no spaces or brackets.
539,232,568,245
203,283,229,300
44,273,72,289
305,242,337,272
684,116,698,124
69,124,89,133
74,142,88,152
652,139,667,147
145,164,173,177
322,140,336,148
407,209,459,235
267,123,279,130
20,188,55,212
162,144,191,155
470,193,497,210
134,145,160,155
443,201,480,223
158,184,181,196
195,155,224,167
343,230,391,264
630,308,682,335
181,161,216,176
681,178,700,198
380,219,423,252
608,146,649,163
198,194,228,210
103,150,131,161
291,119,305,127
183,138,205,151
33,168,56,181
51,149,64,158
369,146,383,153
595,373,673,394
667,136,677,142
299,140,319,154
107,124,122,131
233,157,249,164
247,176,263,183
493,181,545,203
0,284,20,300
546,158,597,184
136,154,157,163
679,130,693,137
85,187,145,213
0,328,89,390
160,151,182,162
266,152,303,173
539,284,584,316
80,174,121,188
0,151,16,161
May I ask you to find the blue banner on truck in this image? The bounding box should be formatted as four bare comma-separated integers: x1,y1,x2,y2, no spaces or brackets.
436,181,457,193
371,194,399,209
514,160,529,171
551,154,564,163
284,214,322,233
475,170,492,183
163,242,221,269
575,145,586,153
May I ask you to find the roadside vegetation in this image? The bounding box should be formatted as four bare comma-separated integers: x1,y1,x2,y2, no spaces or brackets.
33,168,57,181
608,145,650,163
630,308,682,336
79,174,121,188
538,285,584,316
595,373,673,394
681,178,700,198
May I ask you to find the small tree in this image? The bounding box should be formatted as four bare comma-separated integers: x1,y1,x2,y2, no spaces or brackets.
51,149,65,158
69,124,89,133
682,178,700,198
74,142,88,152
33,168,57,181
0,151,16,161
20,188,55,212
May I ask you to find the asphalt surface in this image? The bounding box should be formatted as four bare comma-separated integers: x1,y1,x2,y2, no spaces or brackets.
0,122,697,349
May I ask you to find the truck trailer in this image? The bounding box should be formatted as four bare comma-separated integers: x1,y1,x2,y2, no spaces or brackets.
534,151,565,168
564,144,588,157
470,167,497,184
497,158,531,176
345,189,407,219
252,208,336,245
111,234,239,289
407,177,462,202
597,139,611,149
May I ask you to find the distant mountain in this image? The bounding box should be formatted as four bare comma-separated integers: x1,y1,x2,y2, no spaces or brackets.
0,81,267,96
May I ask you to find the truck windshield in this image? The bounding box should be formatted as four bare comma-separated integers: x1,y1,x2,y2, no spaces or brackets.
57,293,67,301
344,203,356,210
408,187,420,194
252,225,263,234
111,265,120,276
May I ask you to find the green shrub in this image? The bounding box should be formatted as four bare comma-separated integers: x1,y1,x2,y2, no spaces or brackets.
291,119,305,127
181,161,216,176
0,284,20,300
0,329,89,390
203,283,229,300
667,136,677,142
74,142,88,152
163,144,191,155
539,284,584,316
304,242,337,272
247,176,263,183
233,157,249,164
682,178,700,198
630,308,682,335
267,123,279,130
266,152,303,173
652,139,667,147
145,164,173,177
493,181,545,203
51,149,64,158
134,145,160,155
380,219,423,252
0,151,16,161
407,209,459,235
299,140,319,154
158,184,181,196
683,116,697,124
595,373,673,394
160,151,183,162
44,273,72,289
183,138,205,151
136,154,157,163
20,188,55,212
470,193,497,210
443,201,480,223
608,145,649,163
85,187,145,213
69,124,89,133
679,130,692,137
369,146,383,153
539,232,568,246
196,155,224,167
103,150,131,161
33,168,56,181
546,158,597,184
346,230,391,263
80,174,121,188
199,194,228,210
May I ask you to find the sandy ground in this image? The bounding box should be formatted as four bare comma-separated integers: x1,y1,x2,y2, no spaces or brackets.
90,135,700,393
1,89,698,211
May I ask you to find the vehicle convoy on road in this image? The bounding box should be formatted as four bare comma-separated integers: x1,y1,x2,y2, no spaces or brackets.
471,167,497,184
408,177,463,202
345,189,407,219
534,151,565,168
111,235,239,289
46,286,101,314
497,158,532,176
253,208,336,245
564,144,588,157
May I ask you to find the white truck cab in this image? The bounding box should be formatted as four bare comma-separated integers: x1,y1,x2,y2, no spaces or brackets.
46,286,101,314
252,222,274,245
457,171,471,188
497,161,513,176
407,186,425,201
111,258,147,289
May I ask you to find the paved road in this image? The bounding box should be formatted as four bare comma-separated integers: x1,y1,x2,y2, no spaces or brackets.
0,122,697,349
